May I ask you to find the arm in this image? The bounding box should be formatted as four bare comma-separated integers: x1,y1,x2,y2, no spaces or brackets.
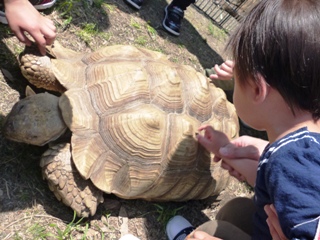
4,0,56,55
197,126,266,186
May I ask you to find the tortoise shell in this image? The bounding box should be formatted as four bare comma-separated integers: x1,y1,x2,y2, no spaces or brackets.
22,44,239,201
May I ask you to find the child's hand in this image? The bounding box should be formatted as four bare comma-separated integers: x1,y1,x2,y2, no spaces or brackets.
209,60,234,81
197,127,263,186
197,125,230,157
196,125,244,182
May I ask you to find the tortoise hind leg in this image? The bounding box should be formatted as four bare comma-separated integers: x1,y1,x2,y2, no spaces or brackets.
40,143,104,217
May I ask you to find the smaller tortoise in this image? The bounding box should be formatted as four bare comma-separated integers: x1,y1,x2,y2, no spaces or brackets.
3,42,239,217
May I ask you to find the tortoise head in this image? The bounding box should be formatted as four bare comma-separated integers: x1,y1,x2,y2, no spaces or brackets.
2,90,67,146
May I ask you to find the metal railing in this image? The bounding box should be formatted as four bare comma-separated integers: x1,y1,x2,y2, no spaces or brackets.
194,0,258,33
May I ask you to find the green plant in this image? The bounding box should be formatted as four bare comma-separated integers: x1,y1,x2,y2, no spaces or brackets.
208,22,227,40
170,57,179,63
92,0,104,8
102,3,116,12
76,23,99,43
56,0,81,17
146,22,157,38
135,36,147,46
49,211,88,240
101,212,116,231
154,204,185,225
61,16,73,30
100,32,113,42
27,223,54,239
130,18,141,29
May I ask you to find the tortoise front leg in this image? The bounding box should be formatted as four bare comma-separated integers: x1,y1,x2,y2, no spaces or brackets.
40,143,104,217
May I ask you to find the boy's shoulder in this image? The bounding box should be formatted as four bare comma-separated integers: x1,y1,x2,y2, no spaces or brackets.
264,127,320,161
271,127,320,148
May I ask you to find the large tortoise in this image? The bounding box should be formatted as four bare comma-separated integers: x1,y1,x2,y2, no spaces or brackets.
3,42,239,217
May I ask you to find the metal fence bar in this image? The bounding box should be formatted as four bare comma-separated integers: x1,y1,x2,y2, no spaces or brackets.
194,0,258,33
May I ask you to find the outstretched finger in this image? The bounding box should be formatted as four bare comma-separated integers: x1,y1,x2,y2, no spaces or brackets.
197,132,215,153
197,126,230,155
223,60,235,68
210,65,233,80
28,30,47,55
219,62,233,73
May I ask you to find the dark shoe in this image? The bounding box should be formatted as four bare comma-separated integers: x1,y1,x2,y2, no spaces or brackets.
0,0,56,24
125,0,143,10
162,4,184,36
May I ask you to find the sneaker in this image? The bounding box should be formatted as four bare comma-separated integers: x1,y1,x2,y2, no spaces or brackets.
162,4,184,36
30,0,57,10
125,0,143,10
166,215,195,240
0,8,6,24
0,0,56,24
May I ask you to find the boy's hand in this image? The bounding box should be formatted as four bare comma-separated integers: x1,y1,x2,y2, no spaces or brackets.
196,125,244,181
197,127,264,186
197,125,230,157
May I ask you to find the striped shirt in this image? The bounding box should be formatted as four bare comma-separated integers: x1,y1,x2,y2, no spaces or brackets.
252,127,320,240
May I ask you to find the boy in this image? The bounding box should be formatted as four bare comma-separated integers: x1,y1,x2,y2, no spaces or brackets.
194,0,320,239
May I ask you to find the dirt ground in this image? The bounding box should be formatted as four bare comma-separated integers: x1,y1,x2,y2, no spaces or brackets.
0,0,256,239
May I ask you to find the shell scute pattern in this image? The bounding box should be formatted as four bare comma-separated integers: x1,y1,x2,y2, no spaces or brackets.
4,44,239,216
59,47,237,201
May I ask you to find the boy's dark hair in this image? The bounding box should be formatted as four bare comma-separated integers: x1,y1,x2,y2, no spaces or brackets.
227,0,320,120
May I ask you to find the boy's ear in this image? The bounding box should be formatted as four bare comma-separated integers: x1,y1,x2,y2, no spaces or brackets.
251,74,269,104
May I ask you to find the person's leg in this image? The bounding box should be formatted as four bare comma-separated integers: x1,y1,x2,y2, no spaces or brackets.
170,0,195,11
194,197,255,240
162,0,195,36
196,219,251,240
216,197,255,235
